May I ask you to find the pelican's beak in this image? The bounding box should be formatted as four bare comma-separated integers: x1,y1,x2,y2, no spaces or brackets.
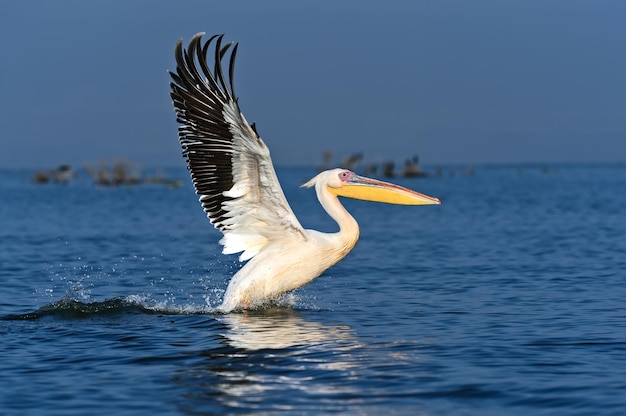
329,175,441,205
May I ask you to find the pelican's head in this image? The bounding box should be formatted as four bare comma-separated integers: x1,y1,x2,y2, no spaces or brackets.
303,169,441,205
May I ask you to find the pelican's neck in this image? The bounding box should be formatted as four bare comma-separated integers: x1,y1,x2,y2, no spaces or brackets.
316,183,360,247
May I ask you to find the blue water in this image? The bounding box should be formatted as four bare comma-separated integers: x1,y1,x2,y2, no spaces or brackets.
1,165,625,415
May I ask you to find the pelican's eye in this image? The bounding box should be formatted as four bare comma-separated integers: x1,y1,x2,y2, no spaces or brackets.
338,171,353,182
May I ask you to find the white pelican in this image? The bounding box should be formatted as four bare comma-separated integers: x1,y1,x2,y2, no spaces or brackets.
169,33,441,313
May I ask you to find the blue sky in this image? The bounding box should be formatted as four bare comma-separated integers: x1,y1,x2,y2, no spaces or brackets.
1,1,625,168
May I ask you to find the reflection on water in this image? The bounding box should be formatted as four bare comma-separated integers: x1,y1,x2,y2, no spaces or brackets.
219,308,354,350
173,309,363,413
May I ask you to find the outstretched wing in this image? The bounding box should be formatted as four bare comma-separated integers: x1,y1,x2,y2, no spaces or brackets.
169,33,307,261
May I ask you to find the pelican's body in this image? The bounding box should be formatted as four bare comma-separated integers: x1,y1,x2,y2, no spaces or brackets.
169,34,440,312
219,170,360,311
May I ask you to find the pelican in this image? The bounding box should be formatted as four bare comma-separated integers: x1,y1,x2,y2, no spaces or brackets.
169,33,441,313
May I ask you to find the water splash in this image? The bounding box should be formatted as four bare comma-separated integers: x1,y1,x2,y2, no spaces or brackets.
3,290,322,321
2,294,218,321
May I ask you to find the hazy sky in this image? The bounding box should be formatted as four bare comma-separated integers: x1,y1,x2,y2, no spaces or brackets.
2,0,625,168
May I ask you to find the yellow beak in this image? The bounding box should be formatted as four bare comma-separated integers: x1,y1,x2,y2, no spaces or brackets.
328,175,441,205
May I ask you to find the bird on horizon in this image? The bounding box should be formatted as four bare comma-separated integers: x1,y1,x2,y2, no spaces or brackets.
169,33,441,312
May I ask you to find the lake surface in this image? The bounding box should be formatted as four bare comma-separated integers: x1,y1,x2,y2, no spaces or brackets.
1,164,625,415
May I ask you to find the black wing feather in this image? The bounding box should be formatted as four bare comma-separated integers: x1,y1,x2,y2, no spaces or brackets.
169,33,246,232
